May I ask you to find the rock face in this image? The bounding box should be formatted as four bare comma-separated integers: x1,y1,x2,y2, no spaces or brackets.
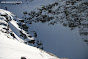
22,0,88,44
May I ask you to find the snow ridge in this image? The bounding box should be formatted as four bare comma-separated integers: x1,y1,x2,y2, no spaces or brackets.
0,9,35,43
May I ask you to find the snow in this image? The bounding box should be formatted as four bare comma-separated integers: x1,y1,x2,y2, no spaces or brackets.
0,9,13,20
0,9,59,59
0,32,59,59
0,9,35,43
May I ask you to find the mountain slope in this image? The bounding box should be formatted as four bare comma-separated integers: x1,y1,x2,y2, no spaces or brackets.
0,0,88,59
0,32,59,59
0,9,59,59
0,9,35,43
0,9,44,49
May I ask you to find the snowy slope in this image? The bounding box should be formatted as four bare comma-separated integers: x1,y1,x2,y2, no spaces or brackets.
0,32,59,59
0,9,60,59
0,9,35,43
